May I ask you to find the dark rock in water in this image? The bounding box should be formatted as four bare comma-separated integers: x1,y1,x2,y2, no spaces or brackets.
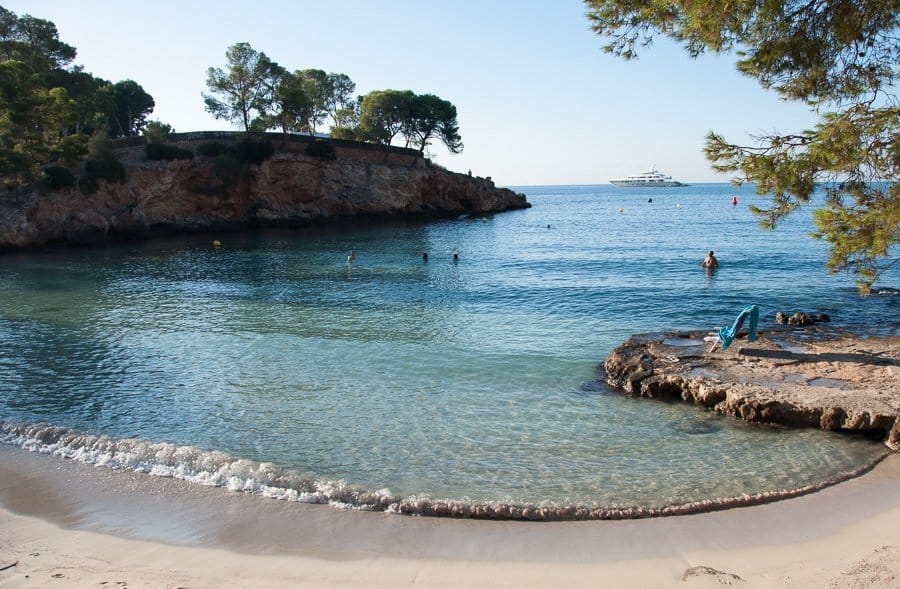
788,313,810,326
776,311,830,326
669,418,722,435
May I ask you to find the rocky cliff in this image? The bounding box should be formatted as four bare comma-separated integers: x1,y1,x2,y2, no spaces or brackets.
0,152,530,250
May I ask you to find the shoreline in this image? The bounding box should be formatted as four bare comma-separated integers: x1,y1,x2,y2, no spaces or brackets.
2,417,889,522
2,444,900,587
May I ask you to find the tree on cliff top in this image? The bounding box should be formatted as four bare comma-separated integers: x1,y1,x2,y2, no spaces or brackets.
358,90,463,158
253,68,358,137
0,7,85,186
0,60,81,185
108,80,155,138
203,42,279,132
0,8,145,138
406,93,462,157
295,68,330,136
324,72,356,133
0,7,75,73
259,68,313,137
358,89,416,146
49,66,112,135
1,7,161,188
584,0,899,292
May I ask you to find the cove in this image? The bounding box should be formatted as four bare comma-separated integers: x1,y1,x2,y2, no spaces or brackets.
0,185,896,518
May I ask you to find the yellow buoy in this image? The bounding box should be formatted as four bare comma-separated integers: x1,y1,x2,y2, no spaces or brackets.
212,240,222,247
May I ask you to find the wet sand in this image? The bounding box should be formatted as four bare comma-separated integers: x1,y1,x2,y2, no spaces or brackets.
1,444,899,587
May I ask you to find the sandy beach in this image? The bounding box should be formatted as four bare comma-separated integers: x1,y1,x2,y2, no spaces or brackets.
1,442,899,588
3,0,899,585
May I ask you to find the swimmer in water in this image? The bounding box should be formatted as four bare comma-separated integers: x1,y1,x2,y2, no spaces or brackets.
700,250,719,270
347,250,357,263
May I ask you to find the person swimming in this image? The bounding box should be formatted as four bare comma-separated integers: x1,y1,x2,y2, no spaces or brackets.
347,250,357,263
701,250,719,270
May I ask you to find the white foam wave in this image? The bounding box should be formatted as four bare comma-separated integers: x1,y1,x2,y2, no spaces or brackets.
0,420,398,511
1,419,887,521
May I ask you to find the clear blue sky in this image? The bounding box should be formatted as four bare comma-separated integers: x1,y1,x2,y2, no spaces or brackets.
12,1,819,185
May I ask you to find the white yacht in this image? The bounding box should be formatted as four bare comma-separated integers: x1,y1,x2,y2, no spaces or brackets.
609,167,688,187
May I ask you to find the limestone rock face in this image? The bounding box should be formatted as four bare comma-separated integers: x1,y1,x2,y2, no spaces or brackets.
602,330,900,451
0,153,530,250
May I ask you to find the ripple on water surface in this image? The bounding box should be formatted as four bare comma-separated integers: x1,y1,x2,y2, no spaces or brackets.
0,185,896,518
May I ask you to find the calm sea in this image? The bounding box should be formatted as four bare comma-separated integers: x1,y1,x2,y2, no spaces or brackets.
0,183,897,515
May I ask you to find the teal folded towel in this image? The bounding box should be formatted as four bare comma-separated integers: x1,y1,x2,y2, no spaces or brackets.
718,305,759,350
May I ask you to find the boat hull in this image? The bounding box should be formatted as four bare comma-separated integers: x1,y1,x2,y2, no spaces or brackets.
609,180,688,187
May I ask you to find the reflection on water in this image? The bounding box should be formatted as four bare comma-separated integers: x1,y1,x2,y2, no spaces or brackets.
0,184,896,512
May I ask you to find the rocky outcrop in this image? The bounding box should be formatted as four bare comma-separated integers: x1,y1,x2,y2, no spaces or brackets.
0,152,530,250
603,330,900,450
775,311,831,326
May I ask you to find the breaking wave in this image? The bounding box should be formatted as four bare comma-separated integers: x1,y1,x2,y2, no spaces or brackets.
1,420,889,521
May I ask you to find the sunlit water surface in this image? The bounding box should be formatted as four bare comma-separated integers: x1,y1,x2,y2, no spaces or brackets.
1,184,897,513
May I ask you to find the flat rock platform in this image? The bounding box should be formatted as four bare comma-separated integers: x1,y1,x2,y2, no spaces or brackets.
603,329,900,450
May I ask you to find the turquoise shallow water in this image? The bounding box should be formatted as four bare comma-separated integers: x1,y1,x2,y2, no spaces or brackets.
0,183,897,515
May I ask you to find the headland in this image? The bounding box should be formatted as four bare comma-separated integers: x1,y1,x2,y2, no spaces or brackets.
0,132,529,251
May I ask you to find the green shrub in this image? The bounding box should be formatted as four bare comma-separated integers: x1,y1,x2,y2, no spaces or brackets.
145,142,194,161
305,139,336,159
143,120,174,144
196,141,230,157
85,159,126,184
42,166,76,190
79,158,126,194
233,137,274,165
87,129,115,161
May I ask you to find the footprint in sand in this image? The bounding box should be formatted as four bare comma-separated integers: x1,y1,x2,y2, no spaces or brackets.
682,565,744,585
